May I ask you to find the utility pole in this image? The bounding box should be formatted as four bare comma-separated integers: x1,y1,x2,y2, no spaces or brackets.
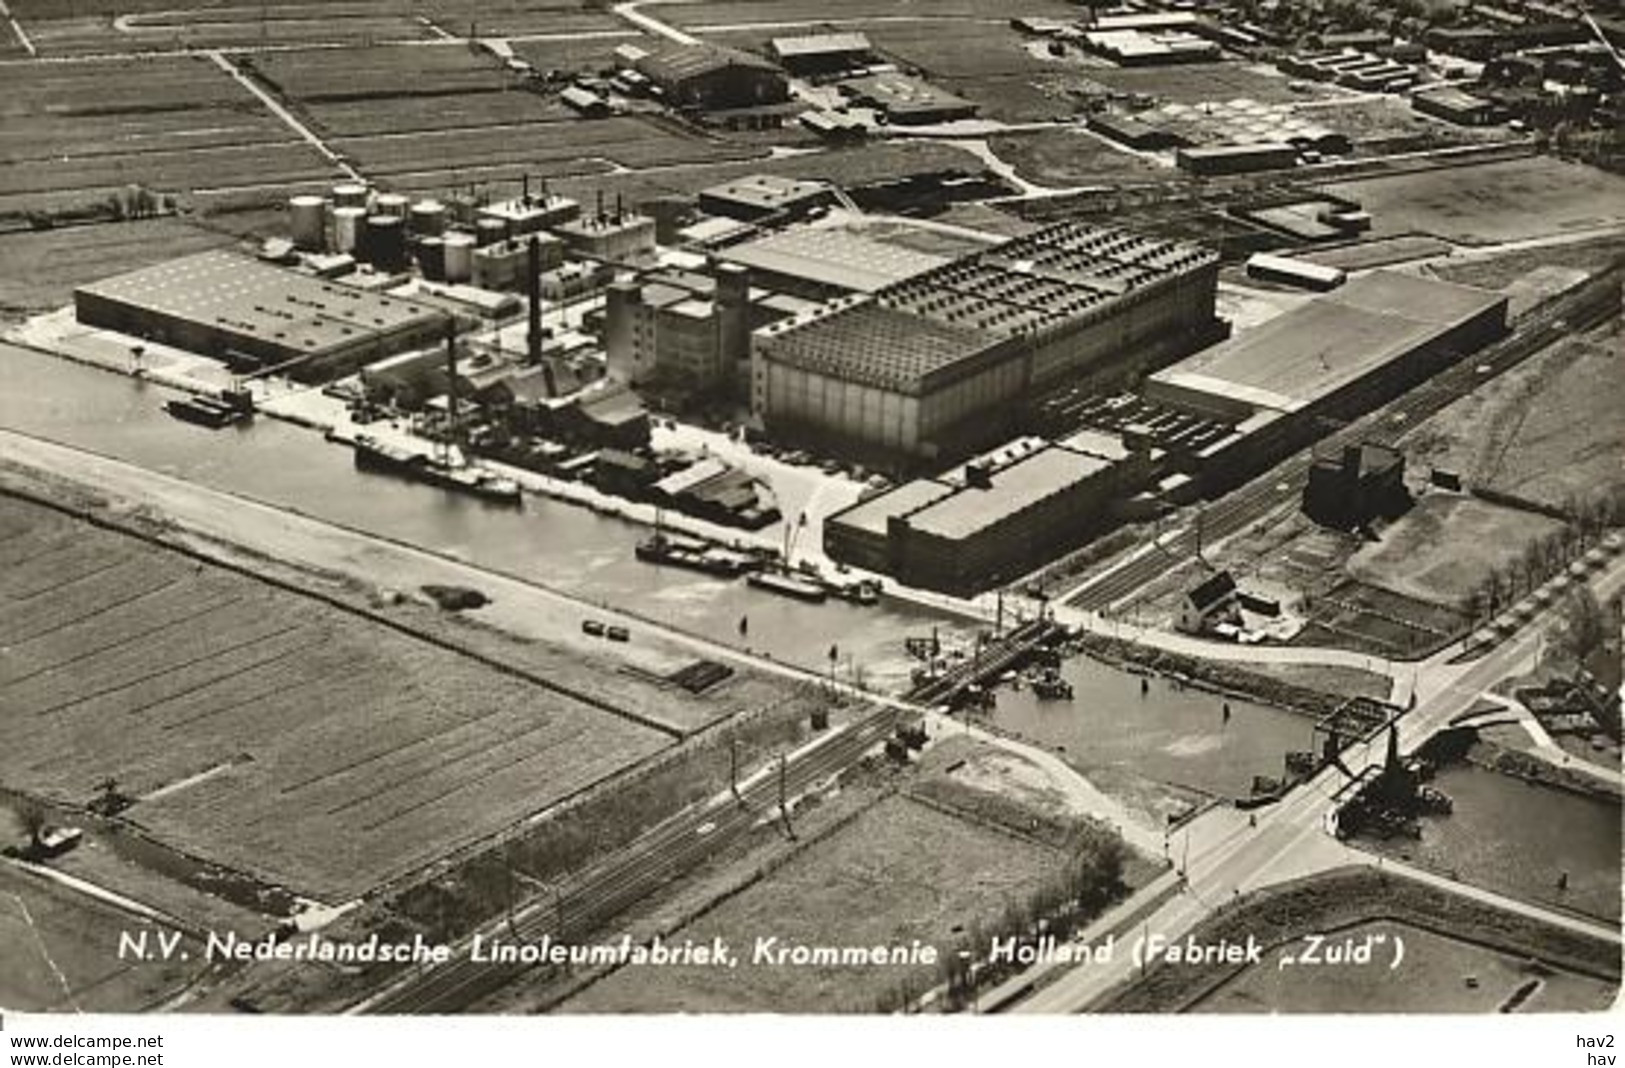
729,732,742,804
777,754,795,840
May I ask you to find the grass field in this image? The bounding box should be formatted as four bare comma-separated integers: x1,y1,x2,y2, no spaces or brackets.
0,494,673,901
0,865,206,1013
1400,320,1625,513
1199,919,1617,1013
1086,60,1335,105
1320,155,1625,246
561,793,1063,1012
0,55,336,215
661,0,1078,28
1346,495,1566,608
988,128,1172,188
0,218,239,314
246,43,513,102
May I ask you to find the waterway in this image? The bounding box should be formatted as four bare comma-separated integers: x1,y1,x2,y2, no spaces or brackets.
0,342,1313,803
1363,760,1622,923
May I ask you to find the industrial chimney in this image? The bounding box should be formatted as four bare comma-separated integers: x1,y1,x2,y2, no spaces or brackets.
527,235,543,365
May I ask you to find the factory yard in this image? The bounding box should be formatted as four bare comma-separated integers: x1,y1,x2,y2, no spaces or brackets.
1400,319,1625,514
0,490,680,902
1346,495,1567,608
1320,155,1625,245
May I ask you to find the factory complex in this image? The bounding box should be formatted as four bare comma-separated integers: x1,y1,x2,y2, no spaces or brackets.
752,221,1222,469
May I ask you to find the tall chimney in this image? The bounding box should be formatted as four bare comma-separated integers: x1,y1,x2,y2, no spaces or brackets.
444,319,460,440
615,192,624,223
527,235,542,365
596,189,605,222
522,172,531,206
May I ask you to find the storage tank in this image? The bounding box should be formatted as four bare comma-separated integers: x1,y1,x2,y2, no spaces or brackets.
443,232,476,283
373,192,410,220
332,182,369,209
416,237,445,281
474,216,508,247
288,195,327,251
409,199,447,236
366,215,407,270
332,206,366,254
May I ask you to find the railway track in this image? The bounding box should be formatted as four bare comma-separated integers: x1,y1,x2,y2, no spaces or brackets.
1067,269,1623,612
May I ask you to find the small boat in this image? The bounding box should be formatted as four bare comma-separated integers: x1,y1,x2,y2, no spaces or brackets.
636,531,758,578
747,569,828,603
824,577,881,605
164,393,250,429
351,435,521,505
1030,669,1074,701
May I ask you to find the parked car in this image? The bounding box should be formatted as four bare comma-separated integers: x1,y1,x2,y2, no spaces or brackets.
582,619,606,637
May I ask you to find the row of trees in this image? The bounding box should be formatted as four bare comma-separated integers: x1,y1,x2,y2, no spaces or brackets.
1461,485,1625,627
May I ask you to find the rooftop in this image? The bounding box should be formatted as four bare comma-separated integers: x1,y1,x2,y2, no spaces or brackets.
637,42,782,84
758,298,1000,393
906,445,1111,540
839,73,977,119
722,226,950,294
770,32,873,58
77,249,443,356
1150,271,1505,413
830,478,956,537
700,173,833,212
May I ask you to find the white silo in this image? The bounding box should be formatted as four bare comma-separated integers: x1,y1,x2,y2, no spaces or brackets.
288,194,327,251
373,192,410,220
332,182,369,209
332,206,366,254
409,199,447,236
443,232,476,283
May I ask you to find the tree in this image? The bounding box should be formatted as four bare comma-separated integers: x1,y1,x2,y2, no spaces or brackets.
1554,586,1607,665
19,802,47,853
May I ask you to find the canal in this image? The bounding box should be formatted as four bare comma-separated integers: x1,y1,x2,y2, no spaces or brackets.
0,342,1314,802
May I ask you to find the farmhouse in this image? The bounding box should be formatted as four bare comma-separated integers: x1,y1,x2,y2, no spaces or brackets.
634,43,789,111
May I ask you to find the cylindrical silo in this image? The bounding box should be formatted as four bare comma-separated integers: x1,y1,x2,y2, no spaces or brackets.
443,232,476,283
474,216,508,247
416,236,445,281
366,215,407,270
373,192,410,220
332,182,369,209
332,206,365,254
409,199,447,236
288,195,327,251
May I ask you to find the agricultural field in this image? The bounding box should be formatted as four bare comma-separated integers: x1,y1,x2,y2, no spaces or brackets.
0,218,238,315
987,128,1174,189
1293,578,1469,659
658,0,1079,29
245,43,514,102
9,1,435,56
1199,919,1617,1013
510,32,649,74
0,864,205,1013
561,793,1066,1013
1080,60,1338,106
0,494,674,902
336,114,766,192
0,55,336,218
303,90,574,137
1399,319,1625,514
1320,155,1625,246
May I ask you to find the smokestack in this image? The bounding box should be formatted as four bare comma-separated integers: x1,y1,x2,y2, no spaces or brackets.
444,319,460,438
527,235,542,365
615,192,623,223
596,189,605,222
522,173,531,206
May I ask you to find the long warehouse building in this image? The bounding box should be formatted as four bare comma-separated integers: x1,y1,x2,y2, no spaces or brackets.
1145,269,1509,490
74,250,448,380
751,221,1221,470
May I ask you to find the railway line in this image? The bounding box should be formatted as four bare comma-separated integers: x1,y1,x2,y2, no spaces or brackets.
1067,266,1623,613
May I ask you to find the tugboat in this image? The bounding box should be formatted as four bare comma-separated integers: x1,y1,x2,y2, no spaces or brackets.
1030,668,1074,701
824,577,881,605
746,568,829,603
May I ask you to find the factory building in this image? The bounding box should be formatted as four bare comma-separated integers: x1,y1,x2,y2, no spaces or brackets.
752,222,1220,469
824,438,1150,594
633,42,789,110
604,263,751,394
696,174,836,222
719,226,953,300
555,201,657,265
74,250,446,380
1175,142,1300,175
471,234,565,291
1145,271,1508,490
1081,28,1220,65
769,32,875,77
838,73,979,125
1411,86,1503,125
476,189,582,239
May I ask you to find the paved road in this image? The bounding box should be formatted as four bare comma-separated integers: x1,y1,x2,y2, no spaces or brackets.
1011,550,1625,1012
